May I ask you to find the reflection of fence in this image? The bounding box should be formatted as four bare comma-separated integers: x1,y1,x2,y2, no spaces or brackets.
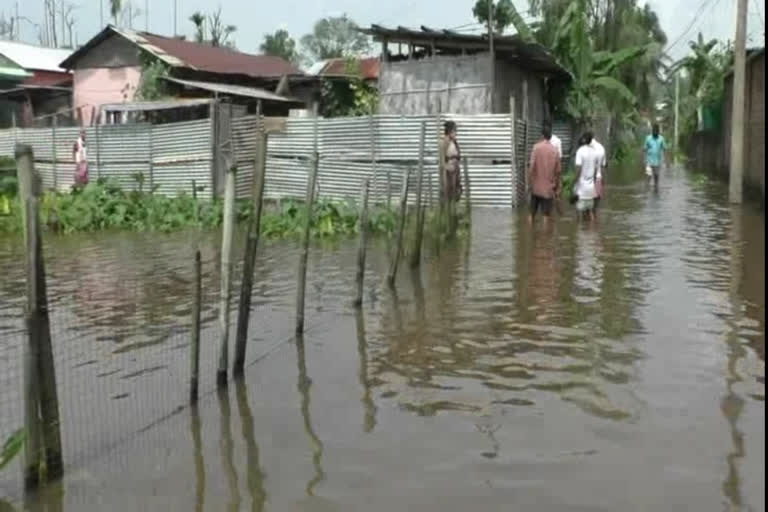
0,115,573,208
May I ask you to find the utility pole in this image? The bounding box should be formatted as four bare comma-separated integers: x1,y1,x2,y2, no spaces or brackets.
100,0,103,27
674,72,680,164
173,0,178,36
487,0,495,113
145,0,149,31
729,0,748,204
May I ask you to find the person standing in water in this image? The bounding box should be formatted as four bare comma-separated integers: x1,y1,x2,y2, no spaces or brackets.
573,131,601,223
643,123,666,189
527,123,561,226
442,121,462,202
72,129,89,187
590,137,606,212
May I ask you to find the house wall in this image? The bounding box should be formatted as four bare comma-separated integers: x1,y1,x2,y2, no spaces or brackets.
494,60,546,124
700,51,765,204
378,53,492,115
70,34,143,126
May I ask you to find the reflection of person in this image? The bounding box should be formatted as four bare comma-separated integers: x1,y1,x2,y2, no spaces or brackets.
442,121,462,202
574,132,601,222
527,122,561,226
73,129,89,186
643,123,666,189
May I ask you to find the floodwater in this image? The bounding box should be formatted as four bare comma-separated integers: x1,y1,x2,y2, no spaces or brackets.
0,166,764,511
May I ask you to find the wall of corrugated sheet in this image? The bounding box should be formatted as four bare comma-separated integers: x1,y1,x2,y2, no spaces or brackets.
0,114,572,208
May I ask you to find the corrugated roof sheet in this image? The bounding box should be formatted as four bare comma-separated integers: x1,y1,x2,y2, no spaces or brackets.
360,25,570,79
312,57,379,79
60,26,301,79
101,98,212,112
0,40,72,73
163,77,301,102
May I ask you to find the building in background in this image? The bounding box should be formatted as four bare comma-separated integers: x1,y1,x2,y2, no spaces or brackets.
359,25,570,122
59,25,307,125
308,56,380,84
0,40,73,127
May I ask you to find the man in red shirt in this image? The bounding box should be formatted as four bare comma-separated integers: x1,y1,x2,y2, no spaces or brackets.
527,123,561,226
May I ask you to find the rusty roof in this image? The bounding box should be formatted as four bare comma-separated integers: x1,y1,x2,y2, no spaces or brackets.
312,57,380,80
60,26,301,79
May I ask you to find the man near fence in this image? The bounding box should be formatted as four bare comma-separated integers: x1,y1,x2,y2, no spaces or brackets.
72,129,89,187
527,123,561,227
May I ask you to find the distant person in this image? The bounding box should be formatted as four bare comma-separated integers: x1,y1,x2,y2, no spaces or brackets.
73,129,89,187
548,122,563,159
442,121,462,202
643,123,666,189
590,137,606,211
527,123,562,226
573,131,601,223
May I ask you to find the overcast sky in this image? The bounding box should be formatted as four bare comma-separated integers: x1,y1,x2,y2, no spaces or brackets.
9,0,766,62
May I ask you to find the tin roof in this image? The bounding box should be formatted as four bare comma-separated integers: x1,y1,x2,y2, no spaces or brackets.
0,40,73,74
60,26,302,79
359,25,570,79
101,98,212,112
310,57,380,80
162,77,301,102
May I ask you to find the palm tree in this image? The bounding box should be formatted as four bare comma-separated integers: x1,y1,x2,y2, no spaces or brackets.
110,0,122,25
189,11,205,43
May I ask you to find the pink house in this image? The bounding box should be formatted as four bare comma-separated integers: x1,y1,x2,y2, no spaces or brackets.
59,25,301,125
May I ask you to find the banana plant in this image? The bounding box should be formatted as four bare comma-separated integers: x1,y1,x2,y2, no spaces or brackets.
0,429,24,472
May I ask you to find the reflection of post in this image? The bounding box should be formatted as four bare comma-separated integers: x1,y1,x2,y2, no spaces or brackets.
235,380,267,511
190,406,206,512
190,250,202,404
217,388,241,511
721,205,745,509
295,336,325,496
353,179,370,307
355,309,377,433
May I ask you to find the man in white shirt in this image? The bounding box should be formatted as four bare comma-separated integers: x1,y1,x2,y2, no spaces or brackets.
550,131,562,159
573,131,602,222
590,138,606,211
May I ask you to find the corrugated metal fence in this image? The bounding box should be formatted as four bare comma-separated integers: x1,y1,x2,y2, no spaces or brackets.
0,115,572,208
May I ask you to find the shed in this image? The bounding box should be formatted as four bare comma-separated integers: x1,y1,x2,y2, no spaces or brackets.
359,25,570,122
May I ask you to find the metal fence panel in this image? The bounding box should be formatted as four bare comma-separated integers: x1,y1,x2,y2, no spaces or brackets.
152,119,213,199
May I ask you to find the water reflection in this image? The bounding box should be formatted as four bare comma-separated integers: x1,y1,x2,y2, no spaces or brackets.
295,336,324,496
722,205,746,510
235,379,266,512
216,387,241,512
190,406,205,512
355,309,376,433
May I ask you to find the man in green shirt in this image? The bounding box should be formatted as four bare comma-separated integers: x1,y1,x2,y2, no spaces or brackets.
643,124,666,189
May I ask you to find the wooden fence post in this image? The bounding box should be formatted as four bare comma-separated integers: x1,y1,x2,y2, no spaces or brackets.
463,157,471,218
95,118,102,180
409,122,426,268
509,96,519,207
190,250,202,404
233,105,267,377
296,105,320,335
387,167,410,288
353,179,370,307
217,165,237,388
51,116,58,191
17,144,63,482
17,145,42,490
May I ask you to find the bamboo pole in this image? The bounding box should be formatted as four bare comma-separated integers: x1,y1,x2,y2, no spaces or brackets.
19,149,62,481
233,109,267,377
387,167,410,288
410,122,427,268
436,101,445,231
296,106,319,335
190,250,202,404
353,179,370,307
216,165,237,388
509,96,519,207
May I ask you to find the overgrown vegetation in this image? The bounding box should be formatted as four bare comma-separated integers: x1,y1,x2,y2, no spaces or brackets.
0,180,407,239
0,429,24,472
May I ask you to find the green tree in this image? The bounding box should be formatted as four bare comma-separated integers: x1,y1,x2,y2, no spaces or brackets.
472,0,532,38
319,58,379,117
261,29,299,64
110,0,122,25
300,15,370,62
189,7,236,48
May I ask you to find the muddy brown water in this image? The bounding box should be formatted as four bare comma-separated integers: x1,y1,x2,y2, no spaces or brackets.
0,166,764,511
